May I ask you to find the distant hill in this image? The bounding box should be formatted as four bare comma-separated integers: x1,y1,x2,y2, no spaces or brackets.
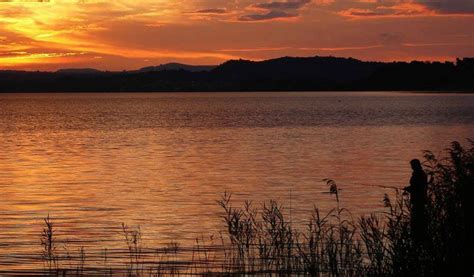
55,63,216,75
56,68,103,74
213,56,380,82
138,63,216,73
0,56,473,92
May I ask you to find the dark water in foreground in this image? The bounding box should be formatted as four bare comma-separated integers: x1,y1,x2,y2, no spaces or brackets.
0,92,473,271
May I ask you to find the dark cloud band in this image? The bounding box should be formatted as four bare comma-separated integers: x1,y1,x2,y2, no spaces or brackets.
240,0,311,21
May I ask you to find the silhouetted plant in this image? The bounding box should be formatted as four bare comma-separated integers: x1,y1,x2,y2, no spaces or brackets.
420,140,473,276
122,223,143,276
78,246,86,275
359,214,389,275
41,214,58,273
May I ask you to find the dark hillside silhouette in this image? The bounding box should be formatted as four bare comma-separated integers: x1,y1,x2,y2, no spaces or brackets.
0,56,473,92
214,56,379,82
137,63,216,73
56,68,103,74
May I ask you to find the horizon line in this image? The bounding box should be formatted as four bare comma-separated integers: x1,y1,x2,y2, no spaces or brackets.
1,55,472,73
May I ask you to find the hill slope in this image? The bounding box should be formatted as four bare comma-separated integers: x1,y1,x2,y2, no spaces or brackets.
0,56,472,92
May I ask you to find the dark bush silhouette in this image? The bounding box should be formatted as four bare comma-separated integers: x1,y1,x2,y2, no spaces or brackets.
421,140,473,276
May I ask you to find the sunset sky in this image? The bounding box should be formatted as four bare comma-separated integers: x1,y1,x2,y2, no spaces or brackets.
0,0,473,71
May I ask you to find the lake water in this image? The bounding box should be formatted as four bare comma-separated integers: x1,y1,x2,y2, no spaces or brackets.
0,92,473,272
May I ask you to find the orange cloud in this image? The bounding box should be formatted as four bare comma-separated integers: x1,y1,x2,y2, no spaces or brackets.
339,2,436,18
0,51,84,67
338,0,474,18
218,45,384,52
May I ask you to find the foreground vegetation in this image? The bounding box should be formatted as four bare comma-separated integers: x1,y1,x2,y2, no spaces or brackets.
33,141,474,276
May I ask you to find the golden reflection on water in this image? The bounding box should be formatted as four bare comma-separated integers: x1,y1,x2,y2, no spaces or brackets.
0,92,473,271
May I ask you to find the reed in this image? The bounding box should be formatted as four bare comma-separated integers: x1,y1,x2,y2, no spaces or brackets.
41,214,57,274
122,223,144,275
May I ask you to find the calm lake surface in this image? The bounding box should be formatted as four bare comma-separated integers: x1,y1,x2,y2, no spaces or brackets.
1,92,473,271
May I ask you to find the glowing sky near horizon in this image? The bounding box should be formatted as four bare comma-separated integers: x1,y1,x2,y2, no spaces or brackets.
0,0,473,70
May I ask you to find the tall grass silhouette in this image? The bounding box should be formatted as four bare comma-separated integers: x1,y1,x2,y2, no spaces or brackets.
41,214,57,274
33,140,472,276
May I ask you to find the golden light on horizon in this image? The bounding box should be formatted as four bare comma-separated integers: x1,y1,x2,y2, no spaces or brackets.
0,0,473,70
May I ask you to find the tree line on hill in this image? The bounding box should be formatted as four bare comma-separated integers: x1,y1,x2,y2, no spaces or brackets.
0,56,473,92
